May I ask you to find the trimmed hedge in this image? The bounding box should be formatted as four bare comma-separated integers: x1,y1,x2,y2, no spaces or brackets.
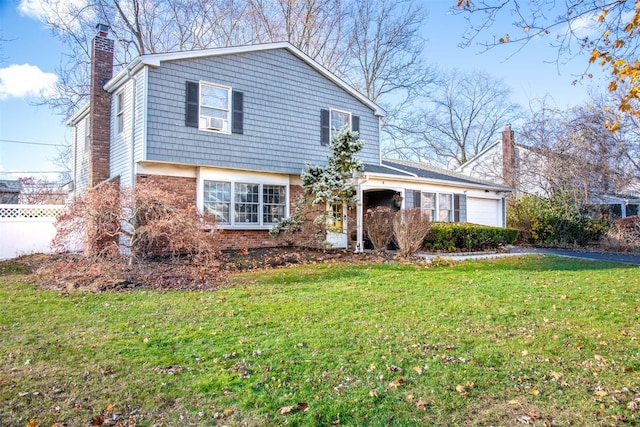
423,223,518,252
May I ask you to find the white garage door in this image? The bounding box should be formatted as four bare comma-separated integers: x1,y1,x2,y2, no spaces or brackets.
467,197,500,226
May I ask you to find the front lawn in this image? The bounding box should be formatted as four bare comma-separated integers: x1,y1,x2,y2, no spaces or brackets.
1,255,639,426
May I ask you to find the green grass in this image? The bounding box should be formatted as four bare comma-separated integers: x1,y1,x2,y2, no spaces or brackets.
1,255,639,426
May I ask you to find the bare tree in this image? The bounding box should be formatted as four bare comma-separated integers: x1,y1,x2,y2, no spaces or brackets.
452,1,640,120
32,0,432,130
519,94,637,202
343,0,436,153
246,0,351,74
390,69,521,167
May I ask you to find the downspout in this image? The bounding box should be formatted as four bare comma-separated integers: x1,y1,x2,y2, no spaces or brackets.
129,73,136,187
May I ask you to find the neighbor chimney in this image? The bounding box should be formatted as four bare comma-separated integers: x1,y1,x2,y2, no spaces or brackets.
88,24,114,187
502,123,517,189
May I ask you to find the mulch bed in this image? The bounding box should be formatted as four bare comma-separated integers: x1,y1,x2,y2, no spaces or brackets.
1,246,393,293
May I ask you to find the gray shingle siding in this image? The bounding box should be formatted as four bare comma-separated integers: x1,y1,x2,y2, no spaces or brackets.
144,49,380,173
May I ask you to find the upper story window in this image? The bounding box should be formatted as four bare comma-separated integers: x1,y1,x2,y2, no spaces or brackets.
331,109,351,137
320,108,360,146
185,81,243,134
200,83,231,133
115,91,124,134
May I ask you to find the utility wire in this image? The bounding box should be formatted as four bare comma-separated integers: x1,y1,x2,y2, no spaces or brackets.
0,139,66,147
1,171,67,174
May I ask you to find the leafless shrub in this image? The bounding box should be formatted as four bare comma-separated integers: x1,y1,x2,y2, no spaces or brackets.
600,215,640,252
53,180,218,264
393,208,431,258
364,207,395,252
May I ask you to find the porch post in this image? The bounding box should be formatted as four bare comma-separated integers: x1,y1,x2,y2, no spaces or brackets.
355,180,364,253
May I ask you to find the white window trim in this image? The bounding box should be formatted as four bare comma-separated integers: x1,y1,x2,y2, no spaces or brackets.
330,108,352,138
199,81,232,134
421,191,454,222
198,171,289,229
115,91,124,134
438,193,454,222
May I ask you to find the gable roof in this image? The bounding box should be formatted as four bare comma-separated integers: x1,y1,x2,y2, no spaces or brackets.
103,42,385,117
363,159,513,192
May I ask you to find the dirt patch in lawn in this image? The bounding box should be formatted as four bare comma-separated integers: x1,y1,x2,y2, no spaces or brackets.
1,247,393,293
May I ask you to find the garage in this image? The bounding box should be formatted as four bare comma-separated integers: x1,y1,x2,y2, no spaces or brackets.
467,197,502,226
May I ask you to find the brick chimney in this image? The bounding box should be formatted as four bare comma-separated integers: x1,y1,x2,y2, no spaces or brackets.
89,24,114,186
502,123,517,188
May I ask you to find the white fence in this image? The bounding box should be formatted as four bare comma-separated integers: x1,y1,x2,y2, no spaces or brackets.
0,204,64,260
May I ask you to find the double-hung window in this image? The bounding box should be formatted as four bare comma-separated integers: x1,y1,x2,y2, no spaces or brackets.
185,81,243,134
421,192,436,221
331,109,351,137
84,117,90,152
320,108,360,145
438,194,453,222
200,83,231,132
420,192,459,222
115,92,124,134
203,180,286,226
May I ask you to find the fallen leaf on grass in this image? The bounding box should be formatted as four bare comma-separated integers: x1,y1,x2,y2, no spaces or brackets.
594,390,608,397
456,384,468,396
412,366,423,375
416,399,428,410
90,415,104,425
530,387,539,396
279,403,309,415
26,420,37,427
628,401,638,411
369,390,378,397
280,406,294,414
388,377,405,389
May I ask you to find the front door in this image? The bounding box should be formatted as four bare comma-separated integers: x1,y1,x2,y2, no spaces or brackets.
326,202,347,248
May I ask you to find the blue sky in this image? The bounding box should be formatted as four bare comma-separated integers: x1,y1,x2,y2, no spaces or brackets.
0,0,608,182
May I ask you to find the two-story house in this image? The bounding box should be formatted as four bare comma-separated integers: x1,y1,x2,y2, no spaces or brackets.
68,26,511,252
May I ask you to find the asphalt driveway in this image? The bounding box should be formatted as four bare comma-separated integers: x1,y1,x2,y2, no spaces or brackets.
419,247,640,265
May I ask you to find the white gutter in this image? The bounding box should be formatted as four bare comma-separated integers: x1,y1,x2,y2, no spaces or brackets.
361,171,513,193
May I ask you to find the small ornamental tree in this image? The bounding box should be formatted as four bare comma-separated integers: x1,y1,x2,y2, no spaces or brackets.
270,125,364,240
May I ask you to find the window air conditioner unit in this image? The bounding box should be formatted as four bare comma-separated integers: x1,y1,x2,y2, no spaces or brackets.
205,116,225,130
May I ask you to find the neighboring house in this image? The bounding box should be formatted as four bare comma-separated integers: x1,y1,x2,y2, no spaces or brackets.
0,180,20,204
457,124,640,219
68,26,511,252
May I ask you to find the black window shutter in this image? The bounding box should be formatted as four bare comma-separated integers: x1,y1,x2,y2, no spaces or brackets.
352,115,360,133
185,81,199,127
321,109,330,145
413,191,421,209
232,90,244,134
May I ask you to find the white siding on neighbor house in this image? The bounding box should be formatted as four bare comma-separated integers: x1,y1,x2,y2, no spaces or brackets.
467,197,501,227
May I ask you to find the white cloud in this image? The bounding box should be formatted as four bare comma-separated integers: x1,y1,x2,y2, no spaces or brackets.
0,64,58,100
18,0,92,30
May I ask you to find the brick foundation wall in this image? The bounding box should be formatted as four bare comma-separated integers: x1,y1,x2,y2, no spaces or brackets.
133,177,325,250
135,174,197,203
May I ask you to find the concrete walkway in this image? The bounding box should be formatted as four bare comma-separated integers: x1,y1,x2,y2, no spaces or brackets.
418,246,640,266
